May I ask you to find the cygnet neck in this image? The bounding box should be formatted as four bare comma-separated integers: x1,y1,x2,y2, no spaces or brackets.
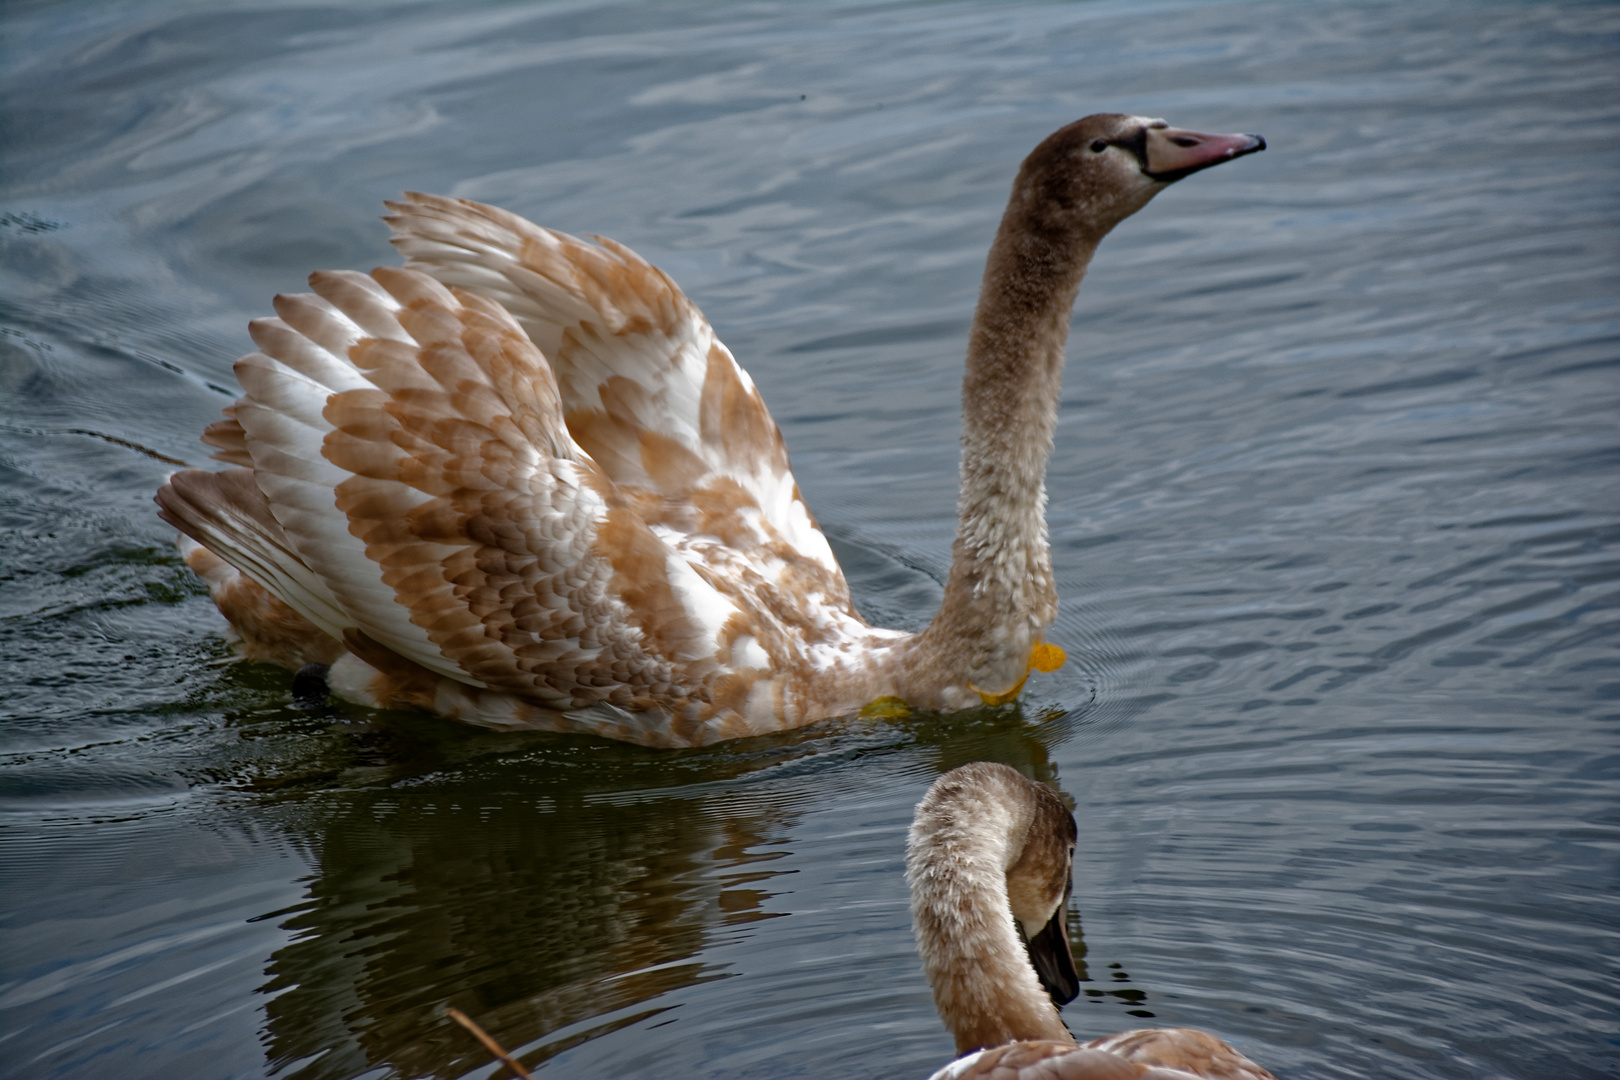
917,190,1103,691
907,763,1075,1055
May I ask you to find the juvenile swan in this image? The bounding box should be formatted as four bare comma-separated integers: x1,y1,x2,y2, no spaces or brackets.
907,763,1275,1080
157,116,1263,747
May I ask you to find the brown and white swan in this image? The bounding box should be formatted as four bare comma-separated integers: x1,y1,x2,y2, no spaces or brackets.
908,763,1276,1080
156,115,1263,747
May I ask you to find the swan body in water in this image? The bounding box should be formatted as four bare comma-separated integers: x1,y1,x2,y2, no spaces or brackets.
908,763,1276,1080
157,115,1263,747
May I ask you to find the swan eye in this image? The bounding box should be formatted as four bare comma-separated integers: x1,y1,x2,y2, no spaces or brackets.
1089,140,1108,153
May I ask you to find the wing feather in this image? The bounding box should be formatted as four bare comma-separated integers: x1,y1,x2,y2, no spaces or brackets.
171,261,743,713
201,403,253,467
156,468,351,641
164,197,900,738
381,191,844,585
232,340,477,686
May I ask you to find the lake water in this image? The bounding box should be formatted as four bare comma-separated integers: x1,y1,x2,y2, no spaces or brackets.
2,1,1617,1077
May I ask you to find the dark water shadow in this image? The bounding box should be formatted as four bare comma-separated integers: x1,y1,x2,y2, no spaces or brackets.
217,682,1089,1078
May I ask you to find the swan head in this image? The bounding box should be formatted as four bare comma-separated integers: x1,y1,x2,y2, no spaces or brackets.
1012,113,1266,238
907,763,1083,1053
1005,781,1081,1006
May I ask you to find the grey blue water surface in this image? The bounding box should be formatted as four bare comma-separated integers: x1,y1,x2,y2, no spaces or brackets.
2,1,1618,1078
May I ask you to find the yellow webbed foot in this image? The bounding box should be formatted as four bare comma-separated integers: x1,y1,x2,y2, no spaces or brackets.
860,696,912,719
970,642,1067,706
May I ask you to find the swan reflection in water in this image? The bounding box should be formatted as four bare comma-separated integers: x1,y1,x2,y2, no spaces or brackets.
246,704,1088,1078
248,722,799,1079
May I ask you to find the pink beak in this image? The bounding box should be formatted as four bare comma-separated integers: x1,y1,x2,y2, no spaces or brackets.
1143,126,1265,182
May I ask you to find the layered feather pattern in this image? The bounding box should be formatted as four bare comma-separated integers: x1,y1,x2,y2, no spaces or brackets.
383,192,837,583
159,197,909,745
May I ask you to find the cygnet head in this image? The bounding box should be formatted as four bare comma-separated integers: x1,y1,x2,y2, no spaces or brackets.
1008,113,1266,240
1004,778,1081,1005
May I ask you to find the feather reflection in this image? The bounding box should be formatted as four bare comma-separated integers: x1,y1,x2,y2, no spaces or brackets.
240,694,1081,1079
250,734,801,1079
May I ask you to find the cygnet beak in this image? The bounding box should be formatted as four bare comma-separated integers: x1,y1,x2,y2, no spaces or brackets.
1143,126,1265,182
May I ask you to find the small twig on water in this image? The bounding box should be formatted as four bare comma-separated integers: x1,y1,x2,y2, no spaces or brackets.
445,1006,534,1080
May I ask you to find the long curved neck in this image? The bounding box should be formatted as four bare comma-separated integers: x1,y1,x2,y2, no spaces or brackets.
917,198,1100,688
907,766,1074,1055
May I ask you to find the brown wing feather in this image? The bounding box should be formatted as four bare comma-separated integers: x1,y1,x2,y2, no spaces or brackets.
166,200,890,740
307,266,722,709
174,538,343,669
200,404,253,467
156,467,351,641
164,261,740,721
381,193,835,578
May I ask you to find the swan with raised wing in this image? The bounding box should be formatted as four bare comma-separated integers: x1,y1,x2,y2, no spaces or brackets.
156,115,1263,747
908,763,1276,1080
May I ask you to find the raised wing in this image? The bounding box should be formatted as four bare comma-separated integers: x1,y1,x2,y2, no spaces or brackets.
382,192,847,599
159,265,735,711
